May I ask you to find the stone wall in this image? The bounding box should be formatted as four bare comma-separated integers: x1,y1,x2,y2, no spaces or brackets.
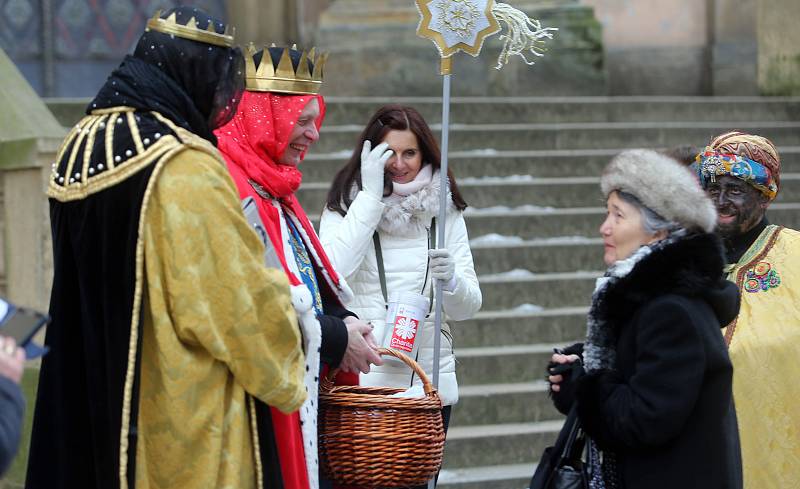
314,0,605,96
0,48,63,312
582,0,712,95
711,0,759,95
757,0,800,95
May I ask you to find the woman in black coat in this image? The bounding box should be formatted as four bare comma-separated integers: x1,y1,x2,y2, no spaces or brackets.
549,149,743,489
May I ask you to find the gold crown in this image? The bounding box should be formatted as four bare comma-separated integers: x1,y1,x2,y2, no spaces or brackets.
145,10,235,48
245,43,327,95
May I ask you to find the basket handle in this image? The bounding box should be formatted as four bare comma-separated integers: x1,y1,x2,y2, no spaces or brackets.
322,347,436,396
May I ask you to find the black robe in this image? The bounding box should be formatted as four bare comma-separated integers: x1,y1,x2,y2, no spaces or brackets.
27,15,241,483
26,111,177,488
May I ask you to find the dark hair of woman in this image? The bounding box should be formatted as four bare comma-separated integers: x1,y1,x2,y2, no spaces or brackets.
325,104,468,216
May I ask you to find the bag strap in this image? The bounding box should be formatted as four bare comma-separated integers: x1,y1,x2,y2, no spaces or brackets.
373,231,388,305
421,218,436,313
559,407,583,462
372,217,437,310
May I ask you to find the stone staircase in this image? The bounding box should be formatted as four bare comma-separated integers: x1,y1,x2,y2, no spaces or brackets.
44,95,800,488
296,96,800,489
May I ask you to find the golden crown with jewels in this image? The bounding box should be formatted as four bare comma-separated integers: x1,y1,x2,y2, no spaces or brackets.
145,10,235,48
245,43,327,95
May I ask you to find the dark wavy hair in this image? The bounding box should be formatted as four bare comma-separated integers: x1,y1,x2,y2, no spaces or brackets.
325,104,468,216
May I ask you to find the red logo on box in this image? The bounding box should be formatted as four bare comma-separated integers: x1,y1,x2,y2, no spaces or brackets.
389,316,418,352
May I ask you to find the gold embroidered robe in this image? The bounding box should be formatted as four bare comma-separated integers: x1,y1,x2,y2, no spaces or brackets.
724,225,800,488
134,141,307,489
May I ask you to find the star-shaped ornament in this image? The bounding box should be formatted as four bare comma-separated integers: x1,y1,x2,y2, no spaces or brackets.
416,0,500,58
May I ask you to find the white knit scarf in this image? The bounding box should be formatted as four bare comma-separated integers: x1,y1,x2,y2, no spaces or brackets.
391,163,433,196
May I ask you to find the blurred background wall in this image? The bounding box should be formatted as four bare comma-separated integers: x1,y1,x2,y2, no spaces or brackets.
2,0,798,97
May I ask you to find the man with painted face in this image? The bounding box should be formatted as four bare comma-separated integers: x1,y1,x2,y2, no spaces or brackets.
27,8,307,489
693,131,800,489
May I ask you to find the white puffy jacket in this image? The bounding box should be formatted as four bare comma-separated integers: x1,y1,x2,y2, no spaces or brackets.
318,175,482,405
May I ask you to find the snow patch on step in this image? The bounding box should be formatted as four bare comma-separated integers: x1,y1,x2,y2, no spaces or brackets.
480,269,537,280
467,148,500,155
534,235,599,244
472,306,589,319
459,381,550,397
465,204,557,215
469,233,525,246
460,174,600,185
470,234,601,248
509,303,545,314
460,174,535,184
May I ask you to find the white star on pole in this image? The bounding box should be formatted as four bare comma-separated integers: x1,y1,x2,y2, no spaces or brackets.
417,0,499,58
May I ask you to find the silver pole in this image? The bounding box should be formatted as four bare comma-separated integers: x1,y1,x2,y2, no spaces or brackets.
431,72,450,390
428,67,451,489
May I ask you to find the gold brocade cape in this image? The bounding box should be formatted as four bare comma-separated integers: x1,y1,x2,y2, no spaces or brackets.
27,108,306,489
724,225,800,488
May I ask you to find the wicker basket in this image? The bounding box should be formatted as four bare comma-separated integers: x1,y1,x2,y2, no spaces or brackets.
319,348,445,488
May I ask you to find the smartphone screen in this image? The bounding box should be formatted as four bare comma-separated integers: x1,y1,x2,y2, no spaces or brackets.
1,307,49,345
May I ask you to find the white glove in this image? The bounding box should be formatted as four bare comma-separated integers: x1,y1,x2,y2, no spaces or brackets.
429,248,456,291
360,140,393,199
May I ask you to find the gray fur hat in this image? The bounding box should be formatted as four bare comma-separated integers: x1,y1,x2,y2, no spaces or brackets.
601,149,717,233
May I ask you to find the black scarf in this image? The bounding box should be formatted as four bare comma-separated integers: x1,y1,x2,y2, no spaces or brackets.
89,55,216,144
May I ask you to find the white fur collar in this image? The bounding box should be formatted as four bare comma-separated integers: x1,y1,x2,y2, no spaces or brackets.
378,170,455,235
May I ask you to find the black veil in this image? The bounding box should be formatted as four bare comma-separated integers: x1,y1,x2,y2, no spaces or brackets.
90,6,244,144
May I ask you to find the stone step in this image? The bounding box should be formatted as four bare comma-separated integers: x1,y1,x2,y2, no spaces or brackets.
462,202,800,239
456,343,580,385
443,421,562,469
320,96,800,126
455,342,584,387
44,97,800,129
439,463,536,489
478,270,598,310
446,207,603,239
313,121,800,153
301,146,800,181
298,174,800,219
296,176,604,212
310,202,800,241
470,238,604,275
453,307,588,348
452,381,561,427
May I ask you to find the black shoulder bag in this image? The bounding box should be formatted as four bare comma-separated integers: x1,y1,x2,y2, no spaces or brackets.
529,406,589,489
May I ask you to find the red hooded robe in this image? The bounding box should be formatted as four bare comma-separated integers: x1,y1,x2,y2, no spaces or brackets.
215,90,357,489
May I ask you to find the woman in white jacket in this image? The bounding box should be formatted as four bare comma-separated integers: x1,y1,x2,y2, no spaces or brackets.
319,105,482,460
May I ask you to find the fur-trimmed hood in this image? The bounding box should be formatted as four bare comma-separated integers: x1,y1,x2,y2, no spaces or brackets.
597,232,739,329
377,170,457,235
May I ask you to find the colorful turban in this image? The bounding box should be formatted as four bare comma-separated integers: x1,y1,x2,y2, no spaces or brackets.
692,131,781,201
